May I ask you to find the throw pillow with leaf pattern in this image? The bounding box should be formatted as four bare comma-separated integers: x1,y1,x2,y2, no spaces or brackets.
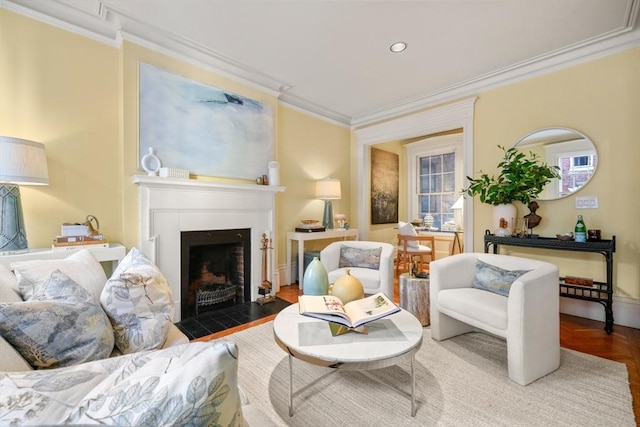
100,247,174,354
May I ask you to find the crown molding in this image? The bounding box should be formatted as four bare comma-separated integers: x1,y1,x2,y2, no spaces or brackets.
3,0,639,129
351,24,640,128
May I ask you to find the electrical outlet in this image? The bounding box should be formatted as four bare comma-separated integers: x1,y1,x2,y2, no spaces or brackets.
576,196,598,209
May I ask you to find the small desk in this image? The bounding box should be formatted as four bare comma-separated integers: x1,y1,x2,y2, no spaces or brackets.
286,228,358,290
0,243,127,271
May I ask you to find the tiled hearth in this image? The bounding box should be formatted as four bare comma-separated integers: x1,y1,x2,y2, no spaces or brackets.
133,175,285,321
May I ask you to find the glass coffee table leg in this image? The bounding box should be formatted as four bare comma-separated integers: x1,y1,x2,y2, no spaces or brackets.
411,355,416,416
288,354,294,417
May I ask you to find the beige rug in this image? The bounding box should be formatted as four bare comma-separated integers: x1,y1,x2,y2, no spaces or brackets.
225,322,635,426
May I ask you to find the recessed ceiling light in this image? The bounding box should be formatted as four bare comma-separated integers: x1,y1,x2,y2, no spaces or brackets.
390,41,407,53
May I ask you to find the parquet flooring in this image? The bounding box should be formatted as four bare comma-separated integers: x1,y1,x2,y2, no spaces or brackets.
197,283,640,422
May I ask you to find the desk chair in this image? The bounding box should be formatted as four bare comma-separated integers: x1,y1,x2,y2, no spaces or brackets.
395,234,436,278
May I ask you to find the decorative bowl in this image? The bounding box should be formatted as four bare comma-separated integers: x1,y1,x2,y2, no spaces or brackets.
300,219,319,225
556,233,574,241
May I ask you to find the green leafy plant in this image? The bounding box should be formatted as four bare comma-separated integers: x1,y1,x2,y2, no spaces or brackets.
462,145,561,205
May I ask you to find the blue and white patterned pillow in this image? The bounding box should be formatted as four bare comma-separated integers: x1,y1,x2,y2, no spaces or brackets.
472,260,530,297
0,270,114,369
338,245,382,270
100,247,174,354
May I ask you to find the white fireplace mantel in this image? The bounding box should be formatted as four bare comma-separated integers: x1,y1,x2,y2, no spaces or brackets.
133,175,285,321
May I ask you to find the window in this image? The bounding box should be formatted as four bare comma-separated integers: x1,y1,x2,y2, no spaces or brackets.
418,152,456,230
405,133,463,231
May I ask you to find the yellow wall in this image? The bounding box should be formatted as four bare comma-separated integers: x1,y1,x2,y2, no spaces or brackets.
472,48,640,299
276,106,352,257
0,9,122,246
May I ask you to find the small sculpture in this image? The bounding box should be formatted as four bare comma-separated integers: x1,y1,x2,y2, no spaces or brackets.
524,201,542,230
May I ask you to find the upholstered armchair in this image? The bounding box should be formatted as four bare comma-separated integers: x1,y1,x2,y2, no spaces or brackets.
320,241,394,298
430,252,560,386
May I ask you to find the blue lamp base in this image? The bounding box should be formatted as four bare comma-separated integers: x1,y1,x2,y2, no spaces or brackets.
0,184,29,253
322,200,334,229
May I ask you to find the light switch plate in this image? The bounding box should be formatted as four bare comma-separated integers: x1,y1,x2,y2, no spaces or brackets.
576,196,598,209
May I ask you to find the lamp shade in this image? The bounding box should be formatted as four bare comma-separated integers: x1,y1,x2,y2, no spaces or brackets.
0,137,49,185
451,196,464,210
315,178,341,200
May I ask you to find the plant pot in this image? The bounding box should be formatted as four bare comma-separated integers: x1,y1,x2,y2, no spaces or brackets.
493,203,517,236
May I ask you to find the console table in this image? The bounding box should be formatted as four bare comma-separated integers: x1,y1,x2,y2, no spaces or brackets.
286,228,358,291
484,232,616,334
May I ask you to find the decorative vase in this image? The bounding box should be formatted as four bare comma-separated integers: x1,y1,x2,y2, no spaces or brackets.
331,269,364,304
303,257,329,295
141,147,162,176
493,203,517,236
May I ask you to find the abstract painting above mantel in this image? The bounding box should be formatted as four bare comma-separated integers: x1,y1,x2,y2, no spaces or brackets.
138,62,274,180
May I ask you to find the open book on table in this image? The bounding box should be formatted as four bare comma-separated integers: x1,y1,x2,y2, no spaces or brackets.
298,292,400,329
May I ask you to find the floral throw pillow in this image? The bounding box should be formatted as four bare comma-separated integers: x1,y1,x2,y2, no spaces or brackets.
471,260,530,297
0,341,244,426
100,247,174,354
338,245,382,270
0,270,114,369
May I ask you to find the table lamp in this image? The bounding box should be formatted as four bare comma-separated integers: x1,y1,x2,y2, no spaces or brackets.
0,136,49,253
451,195,464,231
315,178,341,229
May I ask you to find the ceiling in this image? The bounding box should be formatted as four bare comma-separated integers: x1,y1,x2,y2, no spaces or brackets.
3,0,639,127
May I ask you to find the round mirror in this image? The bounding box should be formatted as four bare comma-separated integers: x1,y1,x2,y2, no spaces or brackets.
513,127,597,201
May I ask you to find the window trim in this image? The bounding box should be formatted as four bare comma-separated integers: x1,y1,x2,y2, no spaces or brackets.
405,134,464,224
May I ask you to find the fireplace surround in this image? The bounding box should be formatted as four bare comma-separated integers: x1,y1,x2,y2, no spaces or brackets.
133,175,284,321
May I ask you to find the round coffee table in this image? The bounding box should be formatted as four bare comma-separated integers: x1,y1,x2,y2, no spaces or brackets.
273,303,423,416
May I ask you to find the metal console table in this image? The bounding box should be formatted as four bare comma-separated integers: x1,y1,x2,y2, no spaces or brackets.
484,231,616,334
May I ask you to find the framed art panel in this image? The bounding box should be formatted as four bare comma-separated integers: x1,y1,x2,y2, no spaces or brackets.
371,147,399,224
139,62,274,180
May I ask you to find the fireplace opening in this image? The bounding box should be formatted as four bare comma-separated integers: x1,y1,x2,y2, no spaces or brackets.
181,229,251,319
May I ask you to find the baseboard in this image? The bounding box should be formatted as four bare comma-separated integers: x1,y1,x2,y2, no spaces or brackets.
560,295,640,329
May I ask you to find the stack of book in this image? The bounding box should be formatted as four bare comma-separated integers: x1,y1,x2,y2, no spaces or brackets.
52,224,109,251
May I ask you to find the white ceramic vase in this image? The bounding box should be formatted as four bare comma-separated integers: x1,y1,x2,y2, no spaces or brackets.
493,203,517,236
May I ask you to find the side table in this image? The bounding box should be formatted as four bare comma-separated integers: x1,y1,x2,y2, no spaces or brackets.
399,273,430,326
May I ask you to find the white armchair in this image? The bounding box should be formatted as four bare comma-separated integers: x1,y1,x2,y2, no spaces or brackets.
430,253,560,385
320,241,394,298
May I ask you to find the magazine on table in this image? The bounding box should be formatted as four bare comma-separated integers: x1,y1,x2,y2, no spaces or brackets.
298,292,400,329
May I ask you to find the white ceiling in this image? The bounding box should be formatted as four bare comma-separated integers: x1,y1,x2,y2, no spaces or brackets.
3,0,639,126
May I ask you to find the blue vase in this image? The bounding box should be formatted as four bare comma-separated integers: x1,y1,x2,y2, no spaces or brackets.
303,257,329,295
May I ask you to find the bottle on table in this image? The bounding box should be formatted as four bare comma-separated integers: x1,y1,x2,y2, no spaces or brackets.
575,215,587,242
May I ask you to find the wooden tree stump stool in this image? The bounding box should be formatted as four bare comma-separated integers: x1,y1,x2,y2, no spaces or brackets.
399,273,430,326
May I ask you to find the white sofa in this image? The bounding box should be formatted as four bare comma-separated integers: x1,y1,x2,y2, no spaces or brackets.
0,250,279,426
320,240,394,298
430,252,560,386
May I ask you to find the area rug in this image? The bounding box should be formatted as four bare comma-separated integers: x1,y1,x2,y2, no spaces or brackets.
224,321,635,426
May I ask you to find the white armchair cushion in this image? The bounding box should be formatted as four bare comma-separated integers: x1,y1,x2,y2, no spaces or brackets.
0,270,114,369
327,267,383,291
101,247,174,355
438,288,508,334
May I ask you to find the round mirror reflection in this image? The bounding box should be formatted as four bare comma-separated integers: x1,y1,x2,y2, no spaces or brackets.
513,127,597,201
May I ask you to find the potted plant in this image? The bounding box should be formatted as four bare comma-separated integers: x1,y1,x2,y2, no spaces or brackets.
462,145,560,235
